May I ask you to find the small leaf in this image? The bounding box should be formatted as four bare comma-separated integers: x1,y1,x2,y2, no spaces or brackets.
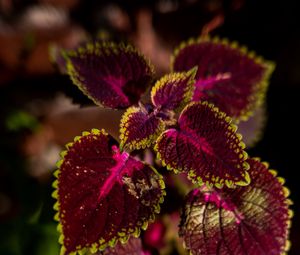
99,237,144,255
179,157,292,255
53,129,165,255
65,42,154,109
172,36,275,120
151,68,196,111
120,106,166,151
155,101,249,188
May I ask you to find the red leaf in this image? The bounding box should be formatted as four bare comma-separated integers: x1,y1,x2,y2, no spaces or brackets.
237,104,267,147
120,106,166,151
50,44,68,74
99,237,144,255
179,158,292,255
64,42,154,109
52,129,165,255
151,69,196,112
172,36,275,120
155,101,250,188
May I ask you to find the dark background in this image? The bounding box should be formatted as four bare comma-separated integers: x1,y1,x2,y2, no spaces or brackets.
1,0,299,254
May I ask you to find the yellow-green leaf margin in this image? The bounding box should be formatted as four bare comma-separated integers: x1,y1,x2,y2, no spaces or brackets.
64,41,155,108
150,67,197,112
119,106,166,151
154,101,250,189
253,158,293,255
170,35,275,122
52,128,166,255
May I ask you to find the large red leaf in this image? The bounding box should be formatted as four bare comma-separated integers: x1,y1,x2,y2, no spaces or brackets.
52,129,165,255
179,157,292,255
155,101,249,188
171,36,275,121
64,41,154,109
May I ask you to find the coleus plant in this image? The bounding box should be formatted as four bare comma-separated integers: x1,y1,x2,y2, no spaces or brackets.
52,36,292,255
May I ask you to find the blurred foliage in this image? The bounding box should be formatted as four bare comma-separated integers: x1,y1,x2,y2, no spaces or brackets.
5,110,40,132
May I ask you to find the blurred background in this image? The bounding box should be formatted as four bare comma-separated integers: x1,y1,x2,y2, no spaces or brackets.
0,0,299,254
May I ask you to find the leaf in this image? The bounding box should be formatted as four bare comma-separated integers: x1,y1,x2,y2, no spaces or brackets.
155,101,249,188
64,41,154,109
99,237,144,255
50,44,68,74
171,36,275,121
50,38,87,75
179,157,292,255
52,129,165,255
237,104,267,147
120,106,166,151
151,69,196,112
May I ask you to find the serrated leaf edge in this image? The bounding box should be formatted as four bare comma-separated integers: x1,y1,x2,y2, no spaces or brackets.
65,41,155,109
170,35,275,121
150,68,197,112
154,101,250,189
248,158,293,255
119,106,166,151
181,157,292,255
52,128,166,255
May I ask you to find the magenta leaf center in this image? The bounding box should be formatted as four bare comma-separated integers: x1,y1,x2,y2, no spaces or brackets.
98,146,130,202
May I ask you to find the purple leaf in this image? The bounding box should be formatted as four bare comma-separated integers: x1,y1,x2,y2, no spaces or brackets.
50,39,87,74
179,157,292,255
65,42,154,109
50,45,68,74
237,104,267,147
172,36,275,120
151,68,196,111
155,101,250,188
120,106,166,151
99,237,144,255
52,129,165,255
